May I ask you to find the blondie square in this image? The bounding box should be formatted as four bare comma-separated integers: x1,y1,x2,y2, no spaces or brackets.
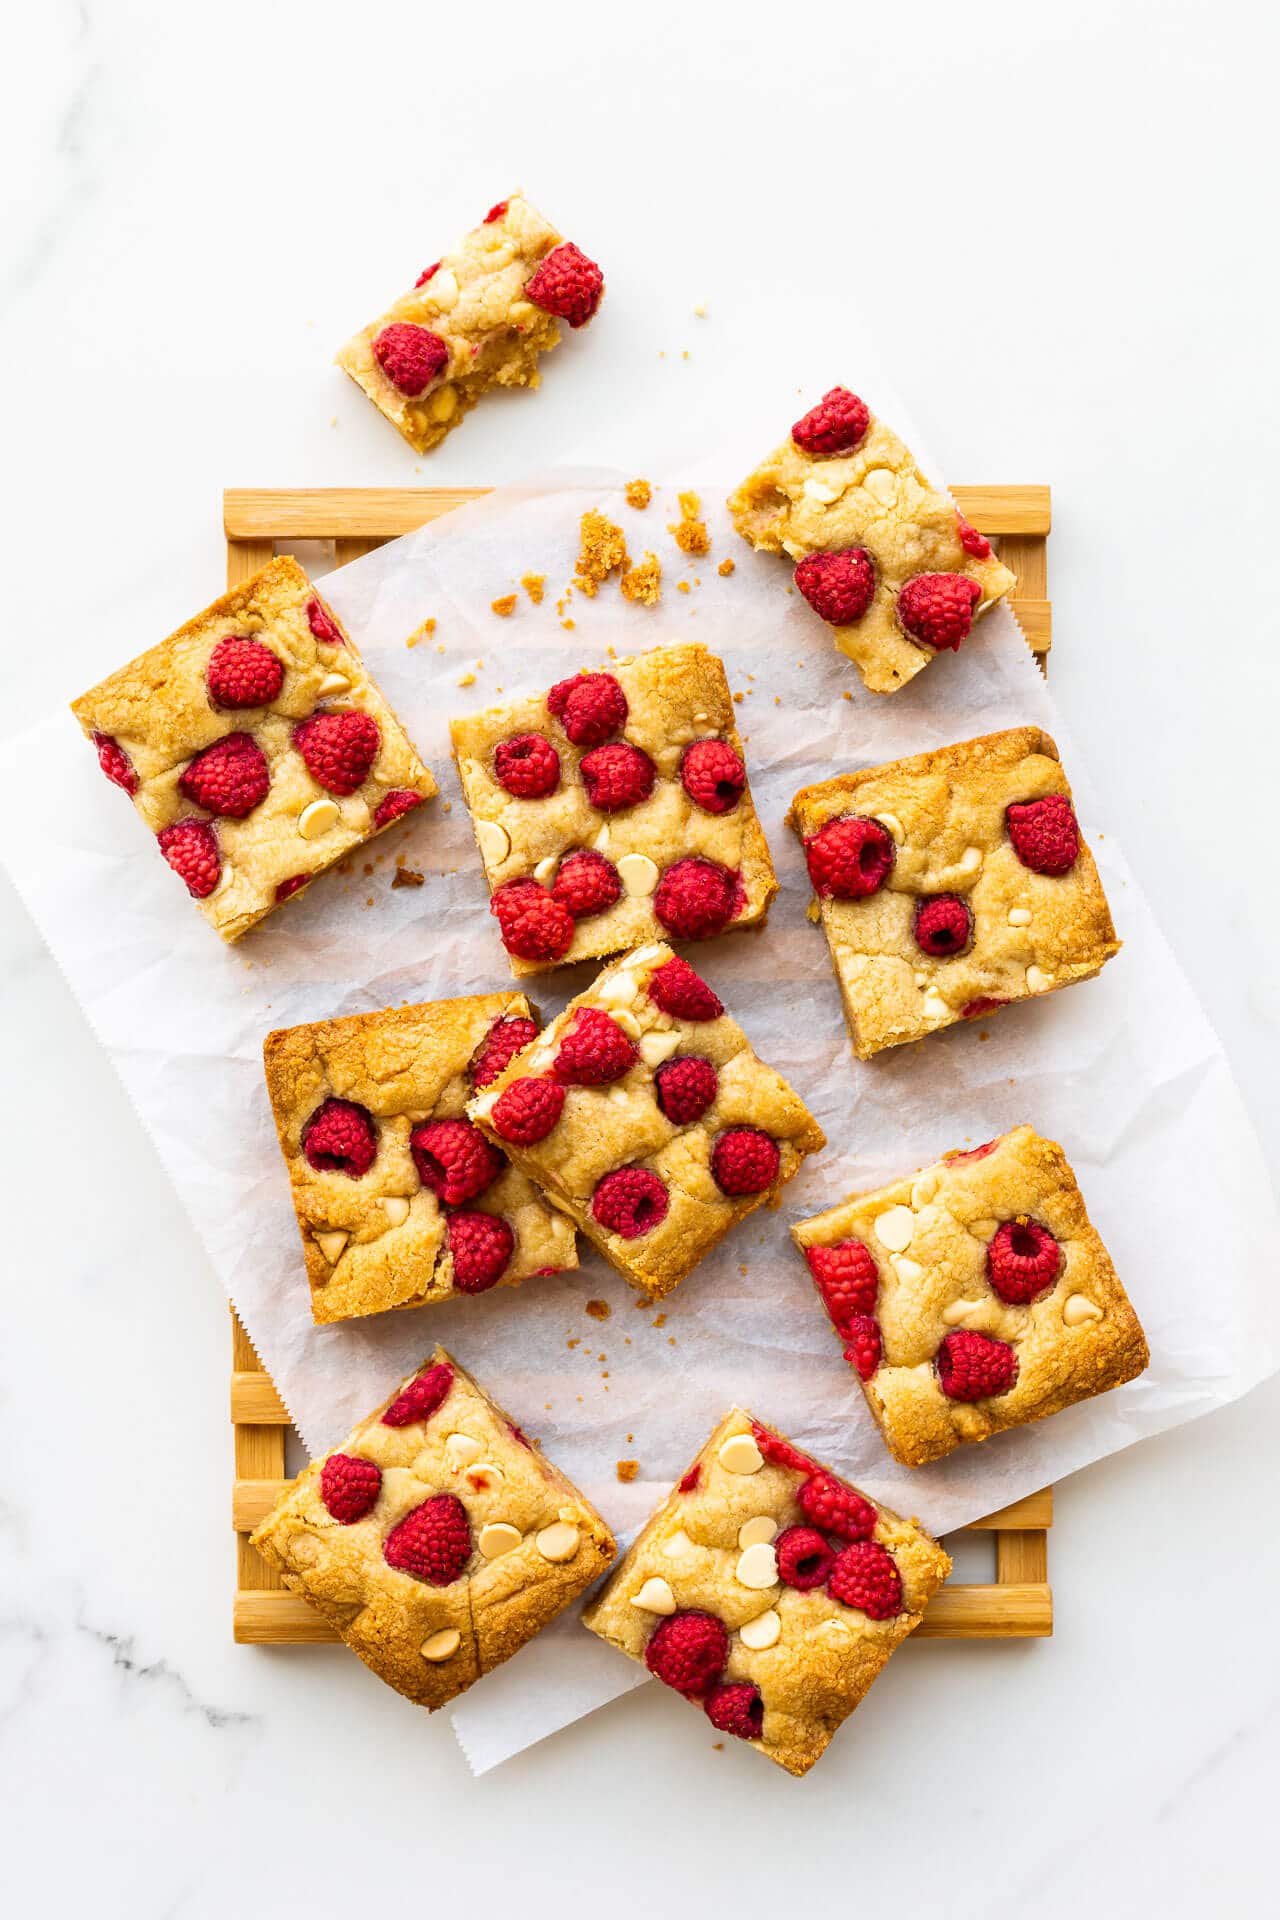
250,1349,615,1709
727,386,1015,694
582,1407,950,1775
264,994,577,1324
70,556,436,941
788,727,1120,1059
337,192,603,454
794,1126,1149,1468
468,944,825,1300
451,645,777,976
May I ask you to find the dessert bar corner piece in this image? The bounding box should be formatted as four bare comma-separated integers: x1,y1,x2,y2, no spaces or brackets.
70,555,437,942
788,725,1120,1059
264,993,577,1324
468,944,825,1300
792,1125,1149,1468
726,385,1015,694
337,191,604,454
450,644,777,976
250,1349,615,1710
582,1407,950,1776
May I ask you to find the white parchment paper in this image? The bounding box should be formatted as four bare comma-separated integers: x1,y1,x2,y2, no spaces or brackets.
2,421,1277,1776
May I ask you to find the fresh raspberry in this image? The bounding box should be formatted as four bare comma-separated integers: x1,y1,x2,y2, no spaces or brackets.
179,732,270,818
382,1362,454,1427
843,1316,883,1381
372,321,449,396
494,732,560,799
383,1493,471,1585
791,387,871,457
319,1453,382,1523
677,1463,702,1494
373,789,425,828
803,815,895,899
302,1098,378,1176
275,873,311,902
914,894,973,958
797,1471,876,1542
794,548,876,626
711,1127,780,1197
961,997,1008,1020
644,1610,728,1696
525,242,604,328
654,857,741,939
654,1055,717,1125
805,1240,879,1329
1006,794,1080,875
93,731,138,794
827,1541,903,1619
306,598,345,647
490,1076,566,1145
897,573,982,651
447,1210,514,1292
647,956,723,1021
986,1218,1061,1304
294,710,380,795
490,879,575,962
471,1014,539,1089
749,1421,815,1476
704,1682,764,1740
547,671,628,745
579,741,656,812
945,1138,1001,1164
157,820,220,898
551,848,621,919
554,1007,638,1085
206,635,284,709
414,261,441,287
936,1329,1019,1400
775,1525,835,1592
956,510,991,560
592,1166,670,1238
410,1117,502,1205
483,200,508,224
680,739,745,814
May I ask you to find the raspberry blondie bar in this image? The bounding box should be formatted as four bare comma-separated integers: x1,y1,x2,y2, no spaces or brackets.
788,727,1120,1059
264,994,576,1323
337,193,603,454
792,1127,1149,1468
71,556,436,941
251,1349,614,1709
727,387,1015,694
468,945,824,1300
582,1408,949,1775
451,646,776,975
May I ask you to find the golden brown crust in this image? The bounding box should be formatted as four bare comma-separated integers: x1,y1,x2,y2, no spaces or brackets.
263,994,576,1323
250,1348,615,1709
469,943,825,1299
791,1125,1150,1467
787,727,1120,1059
582,1407,950,1775
451,644,777,976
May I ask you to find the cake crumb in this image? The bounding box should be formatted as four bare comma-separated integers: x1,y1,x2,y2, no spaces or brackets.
653,1312,667,1329
585,1298,611,1321
733,691,743,703
561,617,575,630
620,552,662,606
575,509,629,596
677,581,691,595
692,300,708,318
521,573,546,605
567,1337,580,1349
491,594,518,618
841,689,853,701
391,866,425,890
616,1460,639,1483
406,616,437,649
625,478,652,510
457,671,476,687
718,558,735,577
669,491,710,557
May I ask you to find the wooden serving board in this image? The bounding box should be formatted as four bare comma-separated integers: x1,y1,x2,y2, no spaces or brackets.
227,482,1054,1646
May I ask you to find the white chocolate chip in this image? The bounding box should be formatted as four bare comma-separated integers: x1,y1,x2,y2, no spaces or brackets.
534,855,558,884
893,1255,926,1285
592,824,612,851
735,1542,779,1590
630,943,667,969
1026,966,1054,993
617,853,660,897
426,385,458,423
717,1432,764,1476
957,846,983,875
737,1515,778,1549
464,1461,506,1490
445,1432,483,1469
427,267,459,310
802,475,844,507
913,970,929,989
1063,1293,1103,1327
876,812,906,845
597,969,638,1008
478,1522,523,1559
420,1628,461,1662
298,798,341,841
317,671,350,697
662,1528,696,1560
818,1618,852,1640
629,1576,677,1614
314,1230,348,1264
380,1195,410,1227
639,1029,681,1068
1008,907,1032,927
781,538,806,561
969,1218,999,1240
607,1085,630,1105
535,1521,580,1562
861,467,897,506
738,1608,781,1651
612,1008,642,1040
942,1298,983,1326
923,988,951,1023
476,819,511,864
874,1206,915,1254
911,1170,940,1209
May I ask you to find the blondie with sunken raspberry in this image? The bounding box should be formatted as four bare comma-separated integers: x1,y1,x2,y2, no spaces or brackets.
251,1349,614,1709
727,387,1015,693
70,556,436,941
337,193,603,454
792,1126,1149,1468
788,727,1120,1059
468,945,824,1300
451,645,776,976
264,994,576,1323
582,1407,950,1775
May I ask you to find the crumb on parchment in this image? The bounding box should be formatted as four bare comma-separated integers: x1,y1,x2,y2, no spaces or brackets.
718,558,735,577
406,616,437,648
491,594,517,617
575,510,629,596
616,1460,639,1483
669,490,710,556
585,1298,611,1321
391,866,425,890
521,573,545,605
625,478,652,510
620,552,662,606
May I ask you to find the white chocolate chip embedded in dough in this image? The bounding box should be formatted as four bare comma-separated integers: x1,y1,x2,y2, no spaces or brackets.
738,1515,778,1550
427,267,459,310
861,467,898,507
956,846,983,875
718,1432,764,1475
427,386,458,423
630,944,667,969
639,1029,681,1069
893,1255,926,1285
617,853,660,897
874,1206,915,1254
476,819,511,864
597,969,638,1009
317,671,351,698
803,475,845,507
381,1195,410,1227
464,1461,506,1491
735,1542,779,1590
1063,1294,1104,1327
421,1628,461,1662
877,812,906,845
1026,966,1054,993
942,1298,984,1327
534,855,558,884
535,1521,580,1562
611,1008,642,1040
911,1170,940,1209
662,1528,696,1560
1008,907,1032,927
739,1608,781,1651
445,1432,483,1470
629,1576,677,1614
478,1522,522,1559
781,538,805,562
314,1230,348,1264
298,798,341,841
592,824,612,852
923,989,951,1023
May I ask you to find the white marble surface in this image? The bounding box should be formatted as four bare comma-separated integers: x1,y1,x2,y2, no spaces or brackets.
2,1,1277,1911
